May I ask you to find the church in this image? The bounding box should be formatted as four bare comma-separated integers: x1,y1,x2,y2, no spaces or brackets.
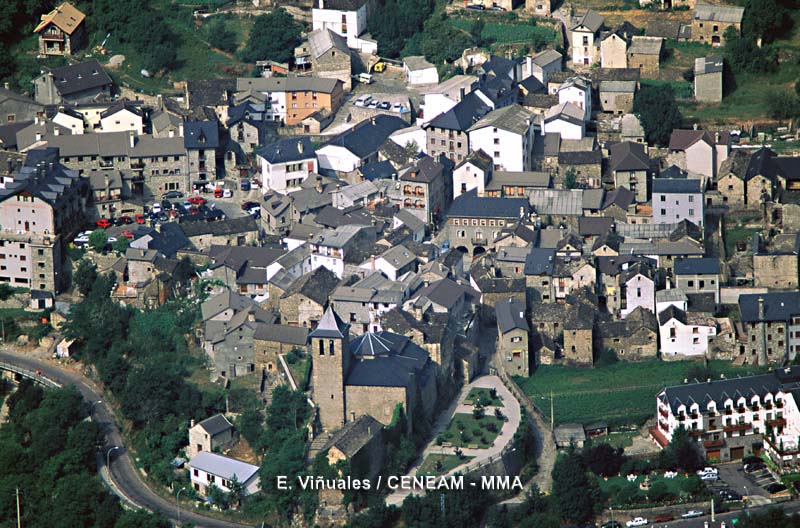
310,307,439,432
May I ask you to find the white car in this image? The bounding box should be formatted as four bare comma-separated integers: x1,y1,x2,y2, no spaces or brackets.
700,466,718,474
626,517,648,527
248,206,261,216
354,95,372,107
151,204,162,214
682,510,704,518
699,472,718,481
74,233,90,245
222,189,232,198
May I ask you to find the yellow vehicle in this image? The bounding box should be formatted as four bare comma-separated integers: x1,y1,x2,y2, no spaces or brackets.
373,62,387,73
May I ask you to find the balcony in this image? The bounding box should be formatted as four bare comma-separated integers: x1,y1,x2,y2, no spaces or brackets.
767,418,787,427
677,414,687,421
471,238,487,246
723,423,751,433
724,408,733,415
659,408,669,418
689,429,704,437
690,412,700,420
703,439,725,449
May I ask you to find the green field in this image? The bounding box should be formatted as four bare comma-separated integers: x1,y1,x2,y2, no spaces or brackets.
450,19,559,46
515,361,766,427
441,413,505,448
599,472,692,506
417,454,473,476
724,224,760,256
464,387,504,407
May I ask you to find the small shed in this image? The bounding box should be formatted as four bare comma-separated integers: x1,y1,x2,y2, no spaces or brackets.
56,338,76,358
554,423,587,449
403,56,439,85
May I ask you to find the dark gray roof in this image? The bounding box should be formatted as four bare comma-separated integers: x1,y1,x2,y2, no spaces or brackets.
740,292,800,323
185,79,236,109
44,60,113,96
400,155,446,184
496,297,529,333
184,121,220,149
359,160,396,181
674,257,720,275
346,331,431,388
197,414,233,436
558,149,601,165
323,115,406,159
415,278,478,310
321,415,383,458
652,178,701,194
446,189,529,219
309,307,350,338
317,0,369,10
426,92,491,132
256,136,316,164
579,217,614,236
609,141,649,172
602,186,634,210
660,372,785,414
283,266,339,306
0,148,83,206
180,216,258,237
524,248,555,276
99,100,143,119
253,323,309,346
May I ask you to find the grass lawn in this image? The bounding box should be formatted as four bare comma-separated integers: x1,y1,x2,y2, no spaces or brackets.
724,224,761,256
600,431,638,449
464,387,504,407
441,413,505,448
450,18,559,47
515,360,766,427
285,353,310,391
598,472,690,506
417,453,474,476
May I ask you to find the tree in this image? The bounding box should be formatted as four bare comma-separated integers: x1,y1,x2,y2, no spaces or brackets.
240,9,302,63
207,17,238,53
73,259,98,296
112,237,130,254
724,28,779,74
89,230,108,252
551,453,596,523
742,0,791,43
765,90,800,120
582,443,626,477
633,84,683,146
0,283,14,300
563,168,578,189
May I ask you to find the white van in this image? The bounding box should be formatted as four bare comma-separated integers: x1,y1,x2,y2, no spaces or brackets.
358,72,373,84
354,94,372,107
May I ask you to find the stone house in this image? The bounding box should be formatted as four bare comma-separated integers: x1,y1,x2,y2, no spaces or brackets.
446,191,530,257
321,415,385,481
0,87,45,125
600,32,628,69
203,303,272,379
740,292,800,365
298,29,353,92
694,55,723,103
34,3,86,57
526,0,553,16
600,187,635,223
599,306,658,360
674,257,720,303
610,141,649,203
598,81,636,114
33,60,113,105
397,155,452,225
716,147,781,209
668,129,730,183
558,150,602,189
279,266,339,327
331,272,404,335
691,2,744,47
564,304,595,365
752,234,799,290
180,217,260,252
184,121,220,185
253,323,309,379
424,92,490,165
497,297,531,376
187,414,235,459
627,36,663,76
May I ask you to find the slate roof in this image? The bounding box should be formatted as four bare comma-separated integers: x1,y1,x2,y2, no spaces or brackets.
524,248,555,276
739,292,800,323
180,216,258,237
321,415,383,458
316,0,369,10
346,331,431,388
531,49,563,67
43,60,113,97
572,9,604,32
529,189,584,216
602,186,634,210
652,178,701,194
579,216,614,236
486,171,550,191
404,55,435,71
660,164,688,179
544,102,584,126
323,115,406,159
467,104,534,135
610,141,649,172
628,36,663,55
308,28,349,58
599,80,637,93
558,149,601,165
185,79,236,109
457,149,493,173
188,452,259,483
497,297,529,333
695,1,744,23
253,323,308,346
400,155,447,184
359,160,396,181
414,278,479,310
695,55,724,75
480,55,517,79
257,136,316,164
446,190,529,219
0,147,82,206
99,100,143,119
283,266,339,305
196,414,233,436
426,92,491,132
519,76,545,94
309,307,350,338
674,257,720,275
184,121,220,149
668,129,717,150
201,290,256,321
237,76,341,94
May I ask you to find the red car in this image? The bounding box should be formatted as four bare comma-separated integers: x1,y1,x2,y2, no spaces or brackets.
654,514,674,522
189,206,201,215
134,214,146,224
214,188,223,198
117,215,133,225
96,218,111,228
121,230,135,239
188,196,206,205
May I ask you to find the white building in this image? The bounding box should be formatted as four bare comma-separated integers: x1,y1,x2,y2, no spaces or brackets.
403,56,439,85
467,104,535,172
309,225,366,278
542,102,585,140
620,264,656,318
316,115,406,175
256,137,318,194
389,125,427,154
557,76,592,121
188,452,260,497
51,109,84,134
359,244,416,281
99,102,144,135
523,49,562,86
652,178,704,227
421,75,479,124
571,9,604,66
311,0,377,53
658,305,716,358
453,149,493,199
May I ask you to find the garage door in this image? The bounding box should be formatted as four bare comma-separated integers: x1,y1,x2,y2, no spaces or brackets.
707,449,721,459
731,446,745,460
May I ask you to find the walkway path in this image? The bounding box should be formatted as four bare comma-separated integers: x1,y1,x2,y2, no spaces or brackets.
385,374,521,506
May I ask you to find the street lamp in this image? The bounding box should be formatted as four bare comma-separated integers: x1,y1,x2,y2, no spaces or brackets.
106,446,120,469
176,486,187,525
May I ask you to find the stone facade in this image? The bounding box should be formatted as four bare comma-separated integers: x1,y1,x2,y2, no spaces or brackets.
753,254,799,290
564,325,593,365
425,125,470,165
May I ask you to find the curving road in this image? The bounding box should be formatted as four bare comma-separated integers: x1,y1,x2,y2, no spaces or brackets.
0,350,253,528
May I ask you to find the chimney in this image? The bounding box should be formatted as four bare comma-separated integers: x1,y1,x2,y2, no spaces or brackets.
248,311,255,322
526,56,532,77
34,116,39,125
315,175,323,193
459,87,465,100
715,131,720,143
128,131,135,148
370,116,377,125
48,161,54,172
54,127,60,136
6,159,12,175
190,419,195,428
179,123,184,137
104,173,110,197
169,129,174,138
370,255,375,270
298,140,304,154
758,296,765,320
414,305,423,321
693,123,699,131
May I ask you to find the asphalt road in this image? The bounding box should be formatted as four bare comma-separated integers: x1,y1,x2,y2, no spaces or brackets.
0,350,253,528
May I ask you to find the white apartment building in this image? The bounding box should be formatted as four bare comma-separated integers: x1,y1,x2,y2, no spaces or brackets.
467,105,535,172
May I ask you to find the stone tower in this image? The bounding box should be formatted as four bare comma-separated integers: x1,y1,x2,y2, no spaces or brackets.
310,307,351,431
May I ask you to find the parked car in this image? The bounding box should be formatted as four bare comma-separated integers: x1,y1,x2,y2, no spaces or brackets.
213,188,224,198
744,462,766,473
151,204,162,215
162,191,183,199
116,215,133,225
96,218,112,228
681,510,703,518
248,206,261,217
73,232,91,245
625,518,647,527
653,514,674,522
766,483,787,494
367,100,379,109
699,467,718,475
600,522,621,528
188,196,206,205
699,472,719,481
121,230,135,240
240,180,251,191
354,94,372,107
241,201,259,211
466,3,485,9
135,214,146,224
721,490,742,501
182,201,192,210
222,189,232,198
378,101,391,110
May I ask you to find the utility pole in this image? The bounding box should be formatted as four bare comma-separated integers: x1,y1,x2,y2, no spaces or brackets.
550,390,554,431
15,487,21,528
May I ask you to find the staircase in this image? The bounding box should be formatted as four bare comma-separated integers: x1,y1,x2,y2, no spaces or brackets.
307,433,332,463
